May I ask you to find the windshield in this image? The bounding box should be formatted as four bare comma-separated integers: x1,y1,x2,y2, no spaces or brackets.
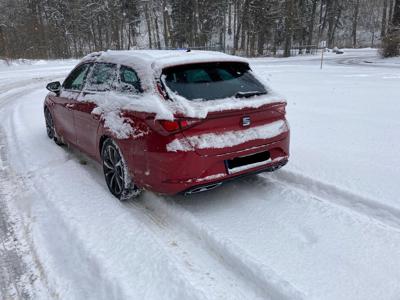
162,62,267,101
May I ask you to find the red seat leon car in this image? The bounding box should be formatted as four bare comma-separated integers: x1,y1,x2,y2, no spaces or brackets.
44,50,290,200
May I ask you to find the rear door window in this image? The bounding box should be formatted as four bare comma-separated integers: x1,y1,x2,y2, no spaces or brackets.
63,63,91,91
163,62,267,101
85,63,118,92
118,66,142,94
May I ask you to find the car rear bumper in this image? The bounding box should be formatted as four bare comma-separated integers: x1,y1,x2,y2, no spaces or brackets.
132,132,290,195
182,158,288,195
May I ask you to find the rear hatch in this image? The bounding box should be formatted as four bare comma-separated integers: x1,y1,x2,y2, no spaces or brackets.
181,104,287,156
162,61,288,156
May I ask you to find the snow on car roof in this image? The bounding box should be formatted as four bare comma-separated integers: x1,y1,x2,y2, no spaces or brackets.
81,49,249,75
76,49,284,130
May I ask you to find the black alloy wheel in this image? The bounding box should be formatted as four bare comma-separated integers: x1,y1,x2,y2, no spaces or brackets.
101,139,141,200
44,107,63,145
44,108,55,139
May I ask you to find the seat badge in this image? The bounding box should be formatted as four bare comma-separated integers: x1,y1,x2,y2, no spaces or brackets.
242,116,251,127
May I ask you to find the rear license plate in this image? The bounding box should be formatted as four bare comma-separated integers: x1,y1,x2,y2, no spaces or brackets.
226,151,271,174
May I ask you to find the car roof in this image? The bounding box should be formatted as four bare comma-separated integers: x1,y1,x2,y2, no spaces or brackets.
79,50,249,93
81,49,249,73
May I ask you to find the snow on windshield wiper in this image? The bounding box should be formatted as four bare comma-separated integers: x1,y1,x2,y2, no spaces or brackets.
235,91,267,98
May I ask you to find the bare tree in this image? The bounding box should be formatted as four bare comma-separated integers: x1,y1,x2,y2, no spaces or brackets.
382,0,389,37
382,0,400,56
0,0,395,59
352,0,360,47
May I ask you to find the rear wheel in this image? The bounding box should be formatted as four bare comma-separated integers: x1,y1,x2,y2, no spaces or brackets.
101,139,141,201
44,107,63,145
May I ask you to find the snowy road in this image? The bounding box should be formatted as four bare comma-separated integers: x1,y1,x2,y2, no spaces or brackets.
1,50,400,299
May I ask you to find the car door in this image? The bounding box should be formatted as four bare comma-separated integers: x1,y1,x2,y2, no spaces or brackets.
74,62,118,157
52,63,91,145
116,65,147,174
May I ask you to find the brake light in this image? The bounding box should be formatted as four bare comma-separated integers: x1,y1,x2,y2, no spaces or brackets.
180,120,188,128
159,120,180,132
159,119,201,132
181,119,201,129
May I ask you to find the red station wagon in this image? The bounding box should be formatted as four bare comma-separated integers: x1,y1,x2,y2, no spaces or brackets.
44,50,290,200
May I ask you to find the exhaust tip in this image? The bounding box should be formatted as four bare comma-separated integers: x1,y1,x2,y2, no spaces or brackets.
185,182,223,195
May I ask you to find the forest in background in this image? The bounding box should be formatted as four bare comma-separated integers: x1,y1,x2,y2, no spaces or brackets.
0,0,399,59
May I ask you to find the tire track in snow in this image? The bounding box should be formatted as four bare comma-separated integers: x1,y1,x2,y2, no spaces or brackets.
334,56,400,69
3,89,208,300
55,149,304,299
0,74,67,109
28,159,305,300
0,129,55,300
134,194,305,300
266,170,400,231
124,200,276,300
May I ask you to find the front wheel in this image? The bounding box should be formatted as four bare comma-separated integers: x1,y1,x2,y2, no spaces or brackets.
101,139,141,201
44,107,63,145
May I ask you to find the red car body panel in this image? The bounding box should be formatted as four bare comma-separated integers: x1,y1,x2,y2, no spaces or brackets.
44,57,290,195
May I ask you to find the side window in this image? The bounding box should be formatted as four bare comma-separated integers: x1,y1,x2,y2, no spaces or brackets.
118,66,142,94
63,63,91,91
85,63,117,92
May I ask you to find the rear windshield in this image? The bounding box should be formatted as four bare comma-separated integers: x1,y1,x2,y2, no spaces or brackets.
162,62,267,101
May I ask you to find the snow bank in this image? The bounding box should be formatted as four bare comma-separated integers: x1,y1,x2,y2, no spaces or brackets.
0,58,77,68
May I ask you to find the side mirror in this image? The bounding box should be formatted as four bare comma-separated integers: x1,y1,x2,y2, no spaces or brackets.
46,81,61,95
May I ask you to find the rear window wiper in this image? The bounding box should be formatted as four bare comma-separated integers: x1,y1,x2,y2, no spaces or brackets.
235,91,267,98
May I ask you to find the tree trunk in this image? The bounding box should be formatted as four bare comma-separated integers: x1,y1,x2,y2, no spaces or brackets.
382,0,389,38
228,1,232,36
307,0,318,53
144,3,153,49
257,31,265,56
389,0,395,20
392,0,400,27
0,26,6,57
284,0,295,57
233,1,242,54
352,0,360,48
193,0,200,46
153,7,161,49
382,0,400,57
319,0,328,40
327,0,336,48
162,0,169,48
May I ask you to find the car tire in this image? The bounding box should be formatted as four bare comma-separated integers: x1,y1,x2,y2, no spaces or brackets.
101,139,141,201
44,107,63,146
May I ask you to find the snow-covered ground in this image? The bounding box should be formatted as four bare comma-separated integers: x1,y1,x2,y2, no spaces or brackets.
1,49,400,299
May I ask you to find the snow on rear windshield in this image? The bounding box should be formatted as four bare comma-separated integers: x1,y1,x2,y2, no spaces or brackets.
162,62,267,101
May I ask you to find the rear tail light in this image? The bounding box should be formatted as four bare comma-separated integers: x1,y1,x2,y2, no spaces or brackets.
159,119,201,132
180,119,201,128
274,103,286,115
159,120,180,132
